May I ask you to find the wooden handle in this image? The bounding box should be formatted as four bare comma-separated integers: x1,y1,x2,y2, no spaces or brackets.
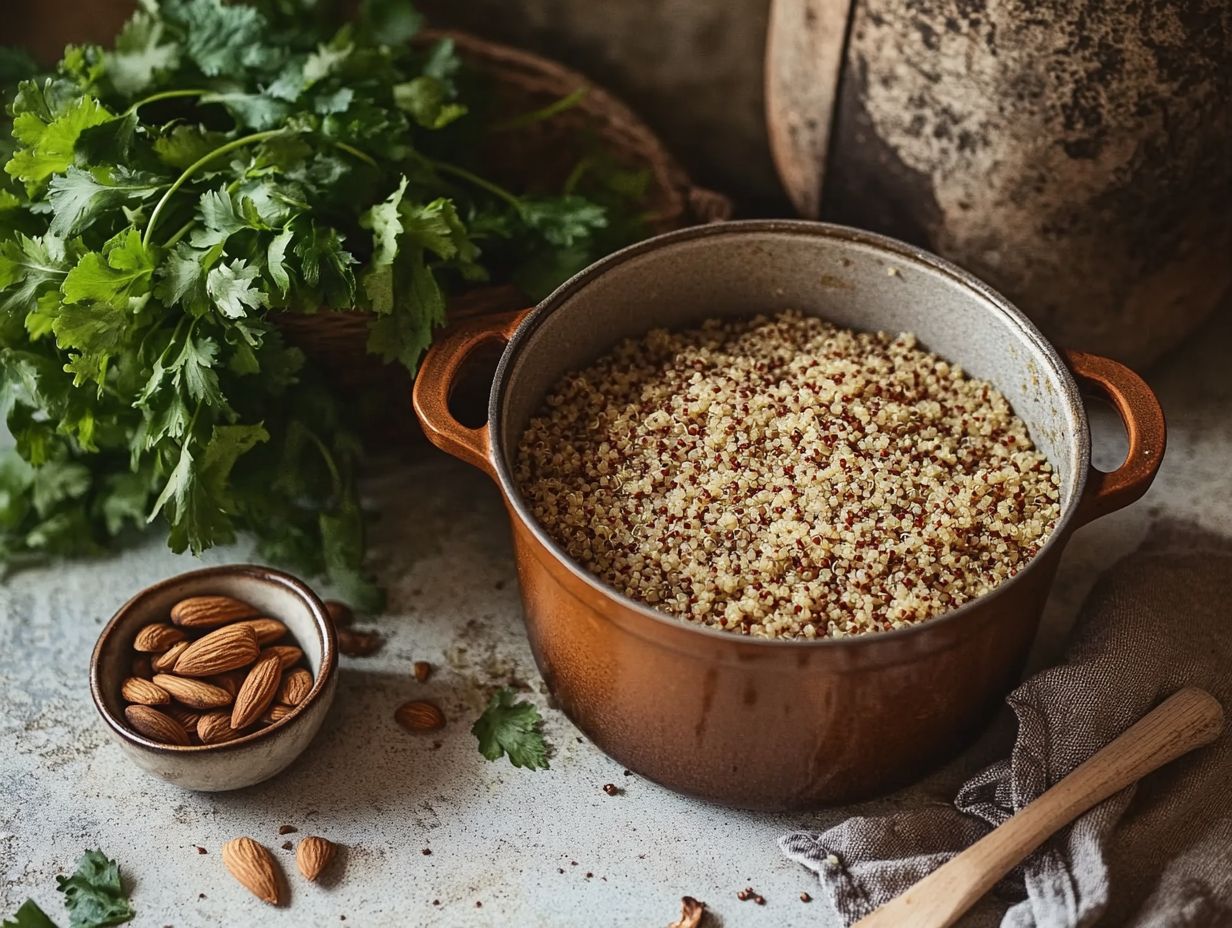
854,688,1224,928
1064,349,1166,527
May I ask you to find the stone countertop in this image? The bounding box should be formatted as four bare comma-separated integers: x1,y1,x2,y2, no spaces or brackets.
1,310,1229,928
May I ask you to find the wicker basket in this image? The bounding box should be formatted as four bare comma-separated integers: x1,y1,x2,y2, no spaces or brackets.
271,29,731,445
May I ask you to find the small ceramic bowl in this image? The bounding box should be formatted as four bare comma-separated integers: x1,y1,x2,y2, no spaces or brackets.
90,564,338,791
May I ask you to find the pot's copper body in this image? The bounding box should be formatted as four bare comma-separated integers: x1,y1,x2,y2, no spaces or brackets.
414,222,1165,809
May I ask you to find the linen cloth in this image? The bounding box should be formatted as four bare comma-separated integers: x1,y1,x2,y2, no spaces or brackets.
780,526,1232,927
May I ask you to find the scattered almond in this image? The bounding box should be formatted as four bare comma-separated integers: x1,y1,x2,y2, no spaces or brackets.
337,628,382,657
121,676,171,706
395,701,446,733
232,653,282,729
133,623,187,652
278,669,313,706
324,600,353,627
174,623,260,677
198,710,244,744
222,837,282,905
234,617,288,646
151,640,191,673
125,705,190,746
153,673,234,710
260,645,304,671
171,595,259,628
296,836,336,882
412,660,432,683
668,896,707,928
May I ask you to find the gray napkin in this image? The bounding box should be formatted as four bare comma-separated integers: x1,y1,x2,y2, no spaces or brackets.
780,525,1232,927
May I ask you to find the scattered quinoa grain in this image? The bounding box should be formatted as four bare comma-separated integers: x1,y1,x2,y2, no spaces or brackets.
515,311,1061,639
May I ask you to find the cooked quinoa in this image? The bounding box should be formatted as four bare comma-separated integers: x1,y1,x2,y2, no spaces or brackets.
514,311,1062,639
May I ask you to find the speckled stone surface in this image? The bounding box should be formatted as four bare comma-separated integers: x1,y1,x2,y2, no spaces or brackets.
2,309,1229,926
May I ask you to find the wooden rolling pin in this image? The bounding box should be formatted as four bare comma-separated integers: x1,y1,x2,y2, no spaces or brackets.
854,687,1224,928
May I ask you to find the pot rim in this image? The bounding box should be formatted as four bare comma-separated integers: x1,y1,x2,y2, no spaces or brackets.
487,219,1091,649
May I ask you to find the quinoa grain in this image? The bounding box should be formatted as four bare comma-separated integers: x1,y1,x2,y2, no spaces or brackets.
514,311,1061,639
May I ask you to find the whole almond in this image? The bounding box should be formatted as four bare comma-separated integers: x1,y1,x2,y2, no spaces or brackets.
222,837,282,905
337,628,382,657
121,677,170,706
412,660,432,683
133,623,187,652
233,617,288,646
171,595,259,628
278,669,313,706
395,700,445,733
198,710,244,744
261,703,295,725
174,624,260,677
324,600,353,627
232,653,282,729
260,645,303,671
151,640,190,674
153,673,233,710
210,670,248,698
295,836,336,882
124,705,190,745
166,705,202,731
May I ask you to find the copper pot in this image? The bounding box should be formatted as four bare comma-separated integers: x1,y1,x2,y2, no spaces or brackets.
413,221,1165,809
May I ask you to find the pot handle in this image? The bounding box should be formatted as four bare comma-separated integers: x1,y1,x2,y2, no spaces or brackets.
412,308,531,480
1064,349,1166,527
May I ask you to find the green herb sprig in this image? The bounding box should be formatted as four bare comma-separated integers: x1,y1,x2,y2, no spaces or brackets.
0,0,646,600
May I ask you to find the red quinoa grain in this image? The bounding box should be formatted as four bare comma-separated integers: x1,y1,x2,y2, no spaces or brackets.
515,311,1061,640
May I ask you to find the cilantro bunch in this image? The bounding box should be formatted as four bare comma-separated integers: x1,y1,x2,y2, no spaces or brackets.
0,0,644,601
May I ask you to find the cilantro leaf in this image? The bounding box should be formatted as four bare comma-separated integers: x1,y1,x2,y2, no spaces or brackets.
47,167,163,238
104,10,181,96
2,899,58,928
206,259,269,318
62,230,155,306
518,196,608,248
162,0,269,77
5,90,112,190
471,689,550,770
55,849,135,928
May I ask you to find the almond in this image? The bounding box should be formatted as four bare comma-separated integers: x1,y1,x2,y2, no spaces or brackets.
669,896,707,928
395,700,445,733
261,703,295,725
260,645,303,671
324,600,353,627
151,640,190,673
133,623,187,652
171,595,259,628
278,669,313,706
234,617,288,646
231,653,282,729
222,837,282,905
337,627,382,657
209,670,245,698
174,623,260,677
124,705,190,745
153,673,233,710
121,677,170,706
295,836,336,882
165,705,202,731
198,710,244,744
412,660,432,683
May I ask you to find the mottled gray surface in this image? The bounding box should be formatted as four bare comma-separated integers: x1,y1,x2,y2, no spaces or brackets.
1,309,1229,926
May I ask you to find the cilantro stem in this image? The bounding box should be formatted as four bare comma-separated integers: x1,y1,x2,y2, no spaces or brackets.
330,140,378,168
493,86,588,133
124,88,210,116
424,159,520,209
143,129,287,249
301,427,343,501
